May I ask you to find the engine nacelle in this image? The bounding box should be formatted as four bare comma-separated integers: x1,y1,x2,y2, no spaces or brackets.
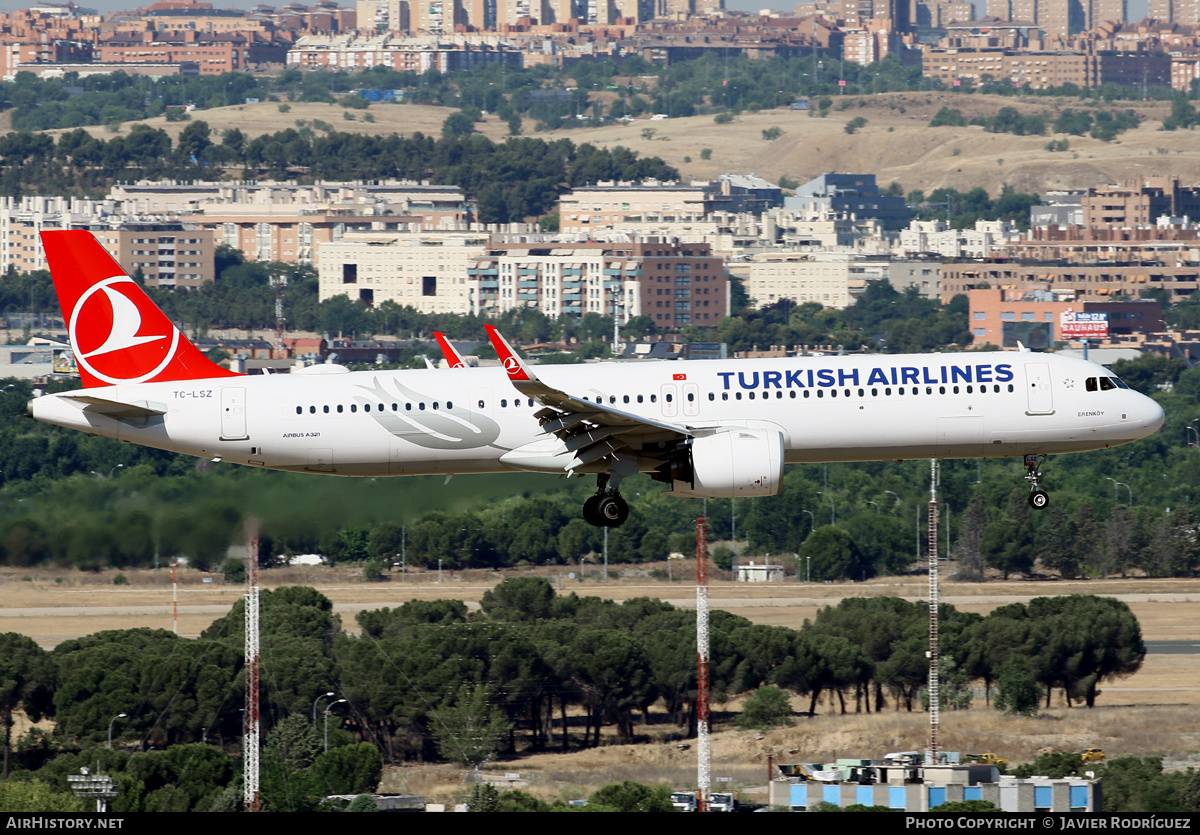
667,427,785,498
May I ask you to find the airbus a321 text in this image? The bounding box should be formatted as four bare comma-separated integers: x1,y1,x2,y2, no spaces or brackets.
28,231,1165,527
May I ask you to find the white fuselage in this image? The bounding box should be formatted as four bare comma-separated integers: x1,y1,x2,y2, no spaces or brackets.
28,352,1164,480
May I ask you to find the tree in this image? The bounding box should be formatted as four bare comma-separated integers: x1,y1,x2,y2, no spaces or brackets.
0,632,49,777
310,742,383,795
587,781,676,812
429,685,513,767
993,656,1040,716
737,685,794,730
442,111,475,138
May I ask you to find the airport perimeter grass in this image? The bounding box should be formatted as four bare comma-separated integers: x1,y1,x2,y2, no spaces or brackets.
3,567,1197,804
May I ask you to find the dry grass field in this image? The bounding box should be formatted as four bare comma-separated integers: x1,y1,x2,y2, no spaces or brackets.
3,565,1198,803
42,92,1200,198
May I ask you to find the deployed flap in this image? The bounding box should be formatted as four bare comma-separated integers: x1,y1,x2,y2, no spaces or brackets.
484,325,691,473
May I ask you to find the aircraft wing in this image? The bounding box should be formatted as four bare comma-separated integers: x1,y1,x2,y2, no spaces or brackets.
484,325,691,471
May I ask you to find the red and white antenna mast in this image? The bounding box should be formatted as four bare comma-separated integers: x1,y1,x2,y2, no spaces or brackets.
928,459,941,763
244,525,261,812
696,516,710,813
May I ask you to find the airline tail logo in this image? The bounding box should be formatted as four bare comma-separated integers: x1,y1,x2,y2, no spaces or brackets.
42,230,239,388
71,277,182,385
502,356,522,377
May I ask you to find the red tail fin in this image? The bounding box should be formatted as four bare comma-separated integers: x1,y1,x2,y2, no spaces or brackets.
41,230,240,388
433,331,467,368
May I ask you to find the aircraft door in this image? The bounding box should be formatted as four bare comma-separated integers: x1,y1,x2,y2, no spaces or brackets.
661,383,678,418
1025,362,1054,415
220,387,249,440
683,383,699,417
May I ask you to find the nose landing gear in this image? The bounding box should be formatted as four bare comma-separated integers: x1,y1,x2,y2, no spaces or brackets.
1024,454,1049,509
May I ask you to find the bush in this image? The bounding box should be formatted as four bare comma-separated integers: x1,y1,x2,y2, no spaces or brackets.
113,573,128,586
737,685,794,730
762,126,784,140
714,112,734,124
844,116,867,134
222,558,246,584
700,148,712,160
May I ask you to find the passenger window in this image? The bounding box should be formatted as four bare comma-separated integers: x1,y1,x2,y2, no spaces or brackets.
391,403,397,411
748,392,755,400
324,405,330,414
650,395,657,403
406,403,412,411
447,401,453,409
351,404,357,413
296,406,302,415
337,405,344,413
637,395,644,403
501,399,508,407
624,395,630,404
419,403,426,410
432,402,439,410
478,400,484,408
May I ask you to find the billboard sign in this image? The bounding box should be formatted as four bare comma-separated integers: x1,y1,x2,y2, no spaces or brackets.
1059,309,1108,339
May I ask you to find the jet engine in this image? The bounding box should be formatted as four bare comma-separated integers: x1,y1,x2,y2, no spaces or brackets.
658,427,785,498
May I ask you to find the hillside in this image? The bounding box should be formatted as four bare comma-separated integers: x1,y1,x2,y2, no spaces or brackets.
28,91,1200,197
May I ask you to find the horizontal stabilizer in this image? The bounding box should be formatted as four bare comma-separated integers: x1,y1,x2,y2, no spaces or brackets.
59,393,166,419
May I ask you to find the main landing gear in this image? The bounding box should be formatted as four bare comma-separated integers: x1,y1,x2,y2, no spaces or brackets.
1024,454,1049,509
583,473,629,528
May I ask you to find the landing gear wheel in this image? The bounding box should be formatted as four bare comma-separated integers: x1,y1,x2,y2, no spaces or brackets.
1023,454,1049,511
595,494,629,528
583,495,603,527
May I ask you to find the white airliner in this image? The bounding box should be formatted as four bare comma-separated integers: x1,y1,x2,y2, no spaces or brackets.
29,231,1165,527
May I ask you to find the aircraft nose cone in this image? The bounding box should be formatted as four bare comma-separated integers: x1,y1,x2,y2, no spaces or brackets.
1144,397,1165,434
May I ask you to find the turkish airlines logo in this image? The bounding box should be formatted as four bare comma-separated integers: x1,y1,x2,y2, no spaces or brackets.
503,356,523,377
69,276,181,385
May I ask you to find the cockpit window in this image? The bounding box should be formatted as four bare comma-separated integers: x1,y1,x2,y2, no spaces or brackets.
1110,376,1129,389
1099,377,1116,391
1086,377,1098,392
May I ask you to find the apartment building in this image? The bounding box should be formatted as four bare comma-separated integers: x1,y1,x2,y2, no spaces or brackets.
558,176,782,236
922,45,1169,89
287,33,522,72
894,219,1016,258
466,238,728,326
317,231,493,314
941,261,1200,301
0,194,215,286
106,181,474,265
1081,177,1200,228
747,251,892,309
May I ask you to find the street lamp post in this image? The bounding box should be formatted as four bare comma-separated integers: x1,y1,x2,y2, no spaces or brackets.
312,691,335,724
324,699,347,753
816,491,835,525
107,713,126,750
